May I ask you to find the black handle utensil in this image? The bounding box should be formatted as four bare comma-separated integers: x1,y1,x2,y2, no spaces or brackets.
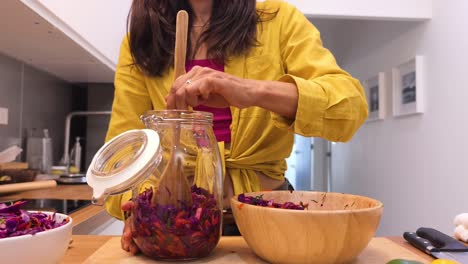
404,227,468,264
403,231,436,255
416,227,468,252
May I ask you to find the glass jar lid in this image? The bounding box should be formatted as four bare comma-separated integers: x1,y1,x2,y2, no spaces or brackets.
86,129,162,205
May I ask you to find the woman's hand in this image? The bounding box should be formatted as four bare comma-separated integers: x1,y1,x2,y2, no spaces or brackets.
165,66,298,119
166,66,259,110
120,201,140,254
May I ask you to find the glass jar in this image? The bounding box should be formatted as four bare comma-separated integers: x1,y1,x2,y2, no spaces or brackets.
86,110,223,261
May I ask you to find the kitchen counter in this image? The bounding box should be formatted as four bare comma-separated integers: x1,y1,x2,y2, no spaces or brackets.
62,235,434,263
0,185,443,263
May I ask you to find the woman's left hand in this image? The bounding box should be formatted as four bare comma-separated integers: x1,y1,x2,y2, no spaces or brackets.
120,201,139,254
166,66,259,109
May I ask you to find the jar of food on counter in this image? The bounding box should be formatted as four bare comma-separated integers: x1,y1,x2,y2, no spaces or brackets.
86,110,223,261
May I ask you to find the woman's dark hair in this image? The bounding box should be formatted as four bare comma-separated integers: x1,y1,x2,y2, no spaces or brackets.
127,0,277,76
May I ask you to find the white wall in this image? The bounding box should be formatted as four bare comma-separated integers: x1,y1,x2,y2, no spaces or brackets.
325,0,468,236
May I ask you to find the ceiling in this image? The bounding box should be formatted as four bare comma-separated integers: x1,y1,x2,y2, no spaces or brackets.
0,0,114,83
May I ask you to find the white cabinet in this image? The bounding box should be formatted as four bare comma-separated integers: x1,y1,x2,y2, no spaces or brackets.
18,0,132,83
0,0,116,83
3,0,432,83
21,0,132,68
287,0,432,20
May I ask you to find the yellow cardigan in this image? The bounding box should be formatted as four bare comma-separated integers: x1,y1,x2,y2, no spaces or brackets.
104,0,368,220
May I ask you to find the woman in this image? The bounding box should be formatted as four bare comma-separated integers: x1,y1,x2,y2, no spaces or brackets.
106,0,368,253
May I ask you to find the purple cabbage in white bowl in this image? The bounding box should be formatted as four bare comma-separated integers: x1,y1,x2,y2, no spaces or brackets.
0,201,73,264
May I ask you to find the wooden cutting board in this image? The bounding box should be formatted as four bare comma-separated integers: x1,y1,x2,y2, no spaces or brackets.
82,236,430,263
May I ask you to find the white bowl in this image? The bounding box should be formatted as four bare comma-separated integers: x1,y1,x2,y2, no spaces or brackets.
0,211,72,264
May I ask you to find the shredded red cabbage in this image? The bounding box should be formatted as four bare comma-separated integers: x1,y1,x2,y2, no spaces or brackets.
0,201,70,239
238,193,308,210
131,185,221,259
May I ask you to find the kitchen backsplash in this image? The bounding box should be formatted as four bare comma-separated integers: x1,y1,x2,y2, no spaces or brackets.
85,83,114,169
0,52,73,164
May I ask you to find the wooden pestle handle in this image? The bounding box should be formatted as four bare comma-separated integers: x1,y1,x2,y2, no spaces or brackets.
151,10,192,206
174,10,189,80
0,180,57,194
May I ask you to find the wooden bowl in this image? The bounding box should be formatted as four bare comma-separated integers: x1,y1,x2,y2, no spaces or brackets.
230,191,383,264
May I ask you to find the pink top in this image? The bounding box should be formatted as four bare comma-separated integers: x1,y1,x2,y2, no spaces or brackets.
186,59,232,143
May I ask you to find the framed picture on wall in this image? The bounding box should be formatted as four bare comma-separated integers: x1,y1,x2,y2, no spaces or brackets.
363,72,385,122
392,56,424,117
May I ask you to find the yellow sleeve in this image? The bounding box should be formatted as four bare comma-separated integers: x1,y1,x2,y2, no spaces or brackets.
106,37,151,141
272,2,368,142
104,37,153,220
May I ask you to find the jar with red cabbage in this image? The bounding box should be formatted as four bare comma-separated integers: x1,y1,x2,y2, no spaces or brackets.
87,110,223,261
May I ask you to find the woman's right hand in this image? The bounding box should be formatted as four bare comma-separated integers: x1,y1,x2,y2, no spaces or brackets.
121,201,140,254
